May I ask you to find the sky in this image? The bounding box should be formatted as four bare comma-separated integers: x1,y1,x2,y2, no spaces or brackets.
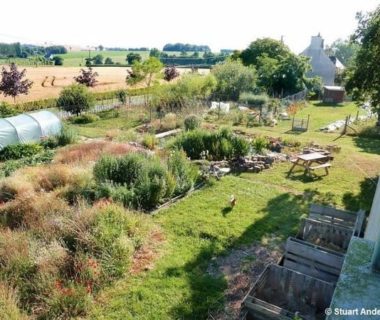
0,0,378,53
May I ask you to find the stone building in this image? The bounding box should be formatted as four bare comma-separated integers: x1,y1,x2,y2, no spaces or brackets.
301,34,337,85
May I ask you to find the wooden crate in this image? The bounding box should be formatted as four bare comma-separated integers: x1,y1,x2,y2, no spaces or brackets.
242,264,335,320
308,204,365,236
280,237,345,283
297,217,353,253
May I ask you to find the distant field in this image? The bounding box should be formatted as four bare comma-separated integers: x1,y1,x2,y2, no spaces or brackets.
0,65,208,103
57,50,192,67
0,66,129,103
56,50,149,67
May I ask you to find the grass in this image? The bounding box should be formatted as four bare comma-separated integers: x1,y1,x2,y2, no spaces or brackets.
88,100,380,319
66,107,146,138
90,176,307,319
55,50,149,67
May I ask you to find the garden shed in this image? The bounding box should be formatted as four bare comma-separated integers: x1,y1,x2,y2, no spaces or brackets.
0,110,61,150
323,86,345,103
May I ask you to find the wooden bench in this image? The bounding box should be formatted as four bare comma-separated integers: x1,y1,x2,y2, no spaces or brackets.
309,162,331,175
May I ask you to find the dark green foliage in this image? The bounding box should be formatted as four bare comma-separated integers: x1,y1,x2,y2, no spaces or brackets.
0,143,43,161
0,150,55,178
70,113,99,124
116,90,127,104
346,7,380,123
57,84,95,115
52,56,64,66
104,57,114,65
93,54,103,65
163,43,211,52
240,38,289,66
173,129,249,160
184,114,201,131
126,53,142,65
0,102,17,117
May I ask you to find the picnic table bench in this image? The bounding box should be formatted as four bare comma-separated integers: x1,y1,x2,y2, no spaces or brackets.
287,152,331,177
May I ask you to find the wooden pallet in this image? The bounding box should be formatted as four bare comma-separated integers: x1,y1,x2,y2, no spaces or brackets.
309,204,365,236
242,264,335,320
280,237,344,283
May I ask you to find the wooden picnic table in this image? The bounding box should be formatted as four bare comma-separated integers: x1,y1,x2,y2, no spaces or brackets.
287,152,331,177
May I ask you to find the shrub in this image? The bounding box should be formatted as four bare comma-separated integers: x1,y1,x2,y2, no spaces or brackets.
94,154,180,210
173,129,249,160
94,153,146,186
142,134,157,150
70,113,99,124
57,84,95,116
0,143,43,161
56,126,78,146
168,150,197,195
0,102,17,117
239,92,269,108
252,136,269,154
184,114,201,131
0,150,55,178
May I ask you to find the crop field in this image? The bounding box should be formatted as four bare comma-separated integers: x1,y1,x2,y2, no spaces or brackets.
0,66,129,103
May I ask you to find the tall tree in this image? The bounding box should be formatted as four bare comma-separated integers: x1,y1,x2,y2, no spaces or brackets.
240,38,289,66
149,48,161,58
346,6,380,125
211,60,257,101
0,63,33,102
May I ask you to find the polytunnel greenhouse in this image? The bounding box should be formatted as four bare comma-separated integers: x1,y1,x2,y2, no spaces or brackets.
0,110,62,150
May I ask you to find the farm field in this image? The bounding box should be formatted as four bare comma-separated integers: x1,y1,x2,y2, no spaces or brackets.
0,66,129,103
56,50,149,67
0,64,209,103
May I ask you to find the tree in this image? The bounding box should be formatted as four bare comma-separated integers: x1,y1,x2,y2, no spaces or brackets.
325,38,360,66
104,57,114,64
98,45,104,51
52,56,64,66
346,6,380,125
126,57,163,87
149,48,161,58
93,54,103,65
57,84,95,115
240,38,289,66
126,53,142,65
164,66,180,81
0,63,33,102
74,67,99,87
211,60,257,101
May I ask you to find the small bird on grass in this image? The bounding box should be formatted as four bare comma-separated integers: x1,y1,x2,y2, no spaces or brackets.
230,195,236,207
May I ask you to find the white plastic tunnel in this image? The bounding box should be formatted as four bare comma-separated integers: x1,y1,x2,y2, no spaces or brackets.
0,110,62,150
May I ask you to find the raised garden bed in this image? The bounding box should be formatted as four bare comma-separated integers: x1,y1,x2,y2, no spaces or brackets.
242,264,335,320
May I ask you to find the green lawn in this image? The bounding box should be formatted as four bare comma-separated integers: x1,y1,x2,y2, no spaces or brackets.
89,101,380,319
66,107,146,138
